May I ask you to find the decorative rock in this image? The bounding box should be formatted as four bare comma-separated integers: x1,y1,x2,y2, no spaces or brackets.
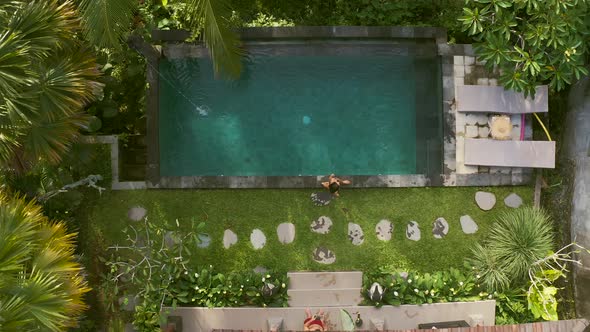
460,215,478,234
277,223,296,244
347,223,365,246
310,216,333,234
253,266,268,274
405,221,421,241
475,191,496,211
312,246,336,264
250,229,266,250
127,206,146,221
311,192,332,206
432,217,449,239
197,233,211,248
375,219,393,241
504,193,523,208
223,229,238,249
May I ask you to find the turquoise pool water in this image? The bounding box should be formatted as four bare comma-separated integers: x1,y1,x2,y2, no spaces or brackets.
159,53,440,176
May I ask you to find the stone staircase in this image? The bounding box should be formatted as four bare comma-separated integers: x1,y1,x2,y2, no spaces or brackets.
287,271,363,307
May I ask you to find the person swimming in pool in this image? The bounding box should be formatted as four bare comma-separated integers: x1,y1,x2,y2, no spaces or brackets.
321,174,351,197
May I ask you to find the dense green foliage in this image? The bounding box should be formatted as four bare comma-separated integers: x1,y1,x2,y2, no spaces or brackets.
460,0,589,96
0,193,89,331
469,207,554,291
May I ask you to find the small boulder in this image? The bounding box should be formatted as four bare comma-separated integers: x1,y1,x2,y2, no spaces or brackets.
348,223,365,246
223,229,238,249
277,222,296,244
311,216,333,234
432,217,449,239
312,246,336,264
127,206,146,221
475,191,496,211
460,215,478,234
406,221,421,241
197,233,211,248
504,193,523,208
375,219,393,241
250,229,266,250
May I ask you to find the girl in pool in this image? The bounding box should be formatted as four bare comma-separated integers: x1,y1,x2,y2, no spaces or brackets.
321,174,351,197
304,308,327,331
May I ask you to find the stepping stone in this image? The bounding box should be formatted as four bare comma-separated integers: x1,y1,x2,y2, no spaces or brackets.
504,193,523,208
312,246,336,264
127,206,146,221
347,223,365,246
311,216,333,234
475,191,496,211
223,229,238,249
197,233,211,248
405,221,421,241
253,266,268,274
460,215,478,234
311,192,332,206
250,229,266,250
432,217,449,239
375,219,393,241
277,222,295,244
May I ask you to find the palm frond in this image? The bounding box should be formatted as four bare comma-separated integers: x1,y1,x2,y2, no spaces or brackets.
187,0,244,79
78,0,137,49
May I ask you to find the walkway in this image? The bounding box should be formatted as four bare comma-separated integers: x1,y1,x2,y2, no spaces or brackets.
566,77,590,319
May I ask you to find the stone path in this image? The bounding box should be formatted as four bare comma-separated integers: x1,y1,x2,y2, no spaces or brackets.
475,191,496,210
375,219,393,241
127,206,146,221
223,229,238,249
460,215,478,234
277,223,295,244
406,221,421,241
504,193,523,208
347,223,364,246
311,216,333,234
312,246,336,264
432,217,449,239
250,229,266,250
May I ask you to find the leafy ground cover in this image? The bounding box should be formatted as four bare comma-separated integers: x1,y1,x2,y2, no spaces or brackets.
83,186,532,273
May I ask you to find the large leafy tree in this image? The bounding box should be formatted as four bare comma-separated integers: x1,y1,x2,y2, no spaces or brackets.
0,192,90,331
0,0,101,171
460,0,589,96
78,0,243,78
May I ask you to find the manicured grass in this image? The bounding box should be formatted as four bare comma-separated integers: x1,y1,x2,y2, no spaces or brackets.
85,186,532,273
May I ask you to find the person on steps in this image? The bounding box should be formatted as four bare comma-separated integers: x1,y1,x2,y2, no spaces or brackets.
321,174,351,197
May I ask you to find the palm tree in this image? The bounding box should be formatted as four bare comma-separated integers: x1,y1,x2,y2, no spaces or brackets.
78,0,243,78
0,0,102,171
0,192,90,331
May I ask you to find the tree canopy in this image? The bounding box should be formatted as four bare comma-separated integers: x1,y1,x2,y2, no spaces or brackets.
460,0,589,96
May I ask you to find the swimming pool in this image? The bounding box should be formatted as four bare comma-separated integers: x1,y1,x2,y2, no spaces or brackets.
158,39,442,178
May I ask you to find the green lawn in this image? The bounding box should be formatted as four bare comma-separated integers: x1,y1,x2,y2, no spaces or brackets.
84,186,532,273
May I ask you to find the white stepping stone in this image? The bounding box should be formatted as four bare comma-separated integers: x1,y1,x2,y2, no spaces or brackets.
375,219,393,241
406,221,421,241
277,222,295,244
432,217,449,239
504,193,523,208
197,233,211,248
475,191,496,211
253,266,268,274
312,247,336,264
250,229,266,250
127,206,146,221
223,229,238,249
460,215,478,234
311,216,333,234
347,223,365,246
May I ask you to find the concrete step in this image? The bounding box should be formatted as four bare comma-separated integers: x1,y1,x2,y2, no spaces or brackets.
287,288,363,307
287,271,362,290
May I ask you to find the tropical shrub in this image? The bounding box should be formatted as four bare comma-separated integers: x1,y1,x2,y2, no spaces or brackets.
0,192,90,331
470,207,554,290
459,0,589,96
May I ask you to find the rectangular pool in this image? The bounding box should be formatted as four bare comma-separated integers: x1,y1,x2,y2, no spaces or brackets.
159,41,442,177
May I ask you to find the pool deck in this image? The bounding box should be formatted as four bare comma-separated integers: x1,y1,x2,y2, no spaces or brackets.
117,27,534,189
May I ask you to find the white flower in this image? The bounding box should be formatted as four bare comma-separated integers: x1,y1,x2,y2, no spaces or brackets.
488,294,493,299
408,279,412,284
414,288,419,293
459,282,464,286
281,283,286,288
425,290,429,294
240,285,244,288
194,273,199,278
476,275,481,279
390,283,394,287
266,274,271,278
394,291,399,296
450,288,455,292
223,291,226,294
195,286,199,290
184,271,188,275
262,277,266,282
